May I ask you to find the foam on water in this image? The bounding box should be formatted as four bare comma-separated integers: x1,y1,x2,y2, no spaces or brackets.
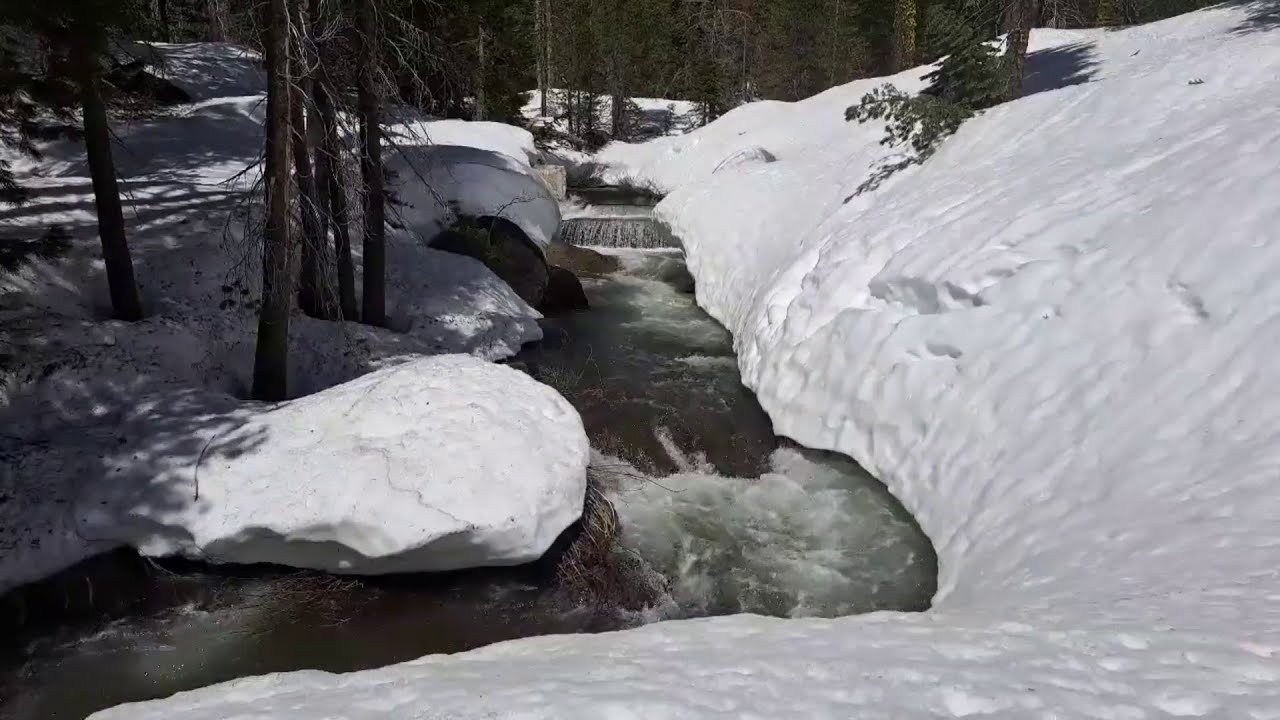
600,437,936,619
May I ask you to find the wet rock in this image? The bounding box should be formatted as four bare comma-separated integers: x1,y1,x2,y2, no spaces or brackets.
431,216,549,306
540,266,589,314
545,243,620,275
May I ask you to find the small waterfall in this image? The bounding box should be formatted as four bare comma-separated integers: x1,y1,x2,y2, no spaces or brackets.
559,215,675,249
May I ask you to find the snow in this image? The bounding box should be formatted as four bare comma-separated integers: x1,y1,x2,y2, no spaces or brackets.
385,143,561,252
521,91,702,139
147,43,266,102
91,5,1280,718
395,118,540,165
1,357,588,591
1,43,580,591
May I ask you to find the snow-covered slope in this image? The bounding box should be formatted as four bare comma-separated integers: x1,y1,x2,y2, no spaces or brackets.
1,358,588,591
1,44,578,590
94,6,1280,718
613,3,1280,617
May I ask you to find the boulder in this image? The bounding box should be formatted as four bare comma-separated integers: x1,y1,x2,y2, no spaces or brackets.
431,217,549,307
540,266,589,314
386,144,561,252
545,243,621,275
0,356,591,589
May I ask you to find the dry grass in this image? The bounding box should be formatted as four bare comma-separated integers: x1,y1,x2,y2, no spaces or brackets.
555,478,620,603
556,462,673,611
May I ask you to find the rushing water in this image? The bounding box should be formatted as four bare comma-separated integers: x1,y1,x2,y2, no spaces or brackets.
0,242,935,720
519,249,936,618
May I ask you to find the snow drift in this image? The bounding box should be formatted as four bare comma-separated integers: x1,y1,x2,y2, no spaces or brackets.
93,5,1280,718
1,358,589,591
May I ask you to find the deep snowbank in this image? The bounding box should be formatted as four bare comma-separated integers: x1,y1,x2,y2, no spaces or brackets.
0,358,588,591
94,6,1280,717
616,4,1280,618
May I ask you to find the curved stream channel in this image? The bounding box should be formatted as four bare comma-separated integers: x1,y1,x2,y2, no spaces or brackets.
0,238,936,719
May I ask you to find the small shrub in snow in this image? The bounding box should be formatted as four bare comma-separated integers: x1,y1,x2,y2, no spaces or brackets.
846,85,973,192
848,6,1009,193
847,85,974,158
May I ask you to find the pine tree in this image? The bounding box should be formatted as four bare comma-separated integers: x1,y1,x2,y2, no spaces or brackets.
252,0,294,401
1001,0,1039,100
357,0,386,327
291,0,330,320
892,0,918,71
314,42,358,321
15,0,151,320
1094,0,1122,26
72,34,144,320
535,0,550,117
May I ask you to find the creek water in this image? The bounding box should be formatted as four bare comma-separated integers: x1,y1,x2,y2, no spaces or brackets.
0,237,936,720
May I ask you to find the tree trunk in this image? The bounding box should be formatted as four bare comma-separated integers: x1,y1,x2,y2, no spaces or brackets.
1094,0,1121,26
158,0,172,42
207,0,227,42
610,89,625,139
72,39,144,322
535,0,548,116
915,0,929,62
358,0,386,327
252,0,294,401
314,60,357,321
891,0,917,72
291,0,329,319
1003,0,1039,100
474,24,487,121
544,0,554,116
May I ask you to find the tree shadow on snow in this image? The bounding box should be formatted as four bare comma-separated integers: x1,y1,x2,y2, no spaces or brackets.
1227,0,1280,33
0,374,269,636
39,96,265,182
147,43,266,102
0,178,246,320
1021,42,1101,97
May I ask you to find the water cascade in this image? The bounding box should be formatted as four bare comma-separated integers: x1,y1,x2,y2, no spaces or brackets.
559,206,675,249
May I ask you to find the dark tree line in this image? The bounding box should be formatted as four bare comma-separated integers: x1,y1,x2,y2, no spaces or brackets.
120,0,1215,136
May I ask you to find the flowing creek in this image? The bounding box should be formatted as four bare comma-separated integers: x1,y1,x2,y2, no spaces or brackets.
0,211,936,719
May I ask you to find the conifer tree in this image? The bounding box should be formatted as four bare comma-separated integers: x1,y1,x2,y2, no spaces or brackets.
252,0,294,401
11,0,147,320
357,0,386,327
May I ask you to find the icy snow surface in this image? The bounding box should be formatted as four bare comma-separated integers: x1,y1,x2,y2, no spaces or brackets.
0,44,572,590
1,357,588,588
92,6,1280,718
